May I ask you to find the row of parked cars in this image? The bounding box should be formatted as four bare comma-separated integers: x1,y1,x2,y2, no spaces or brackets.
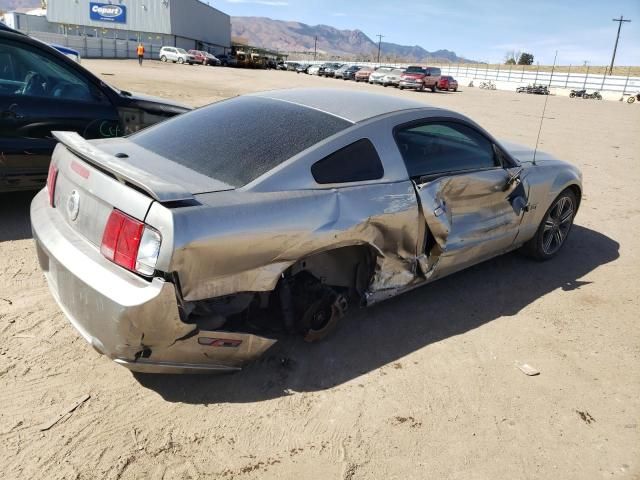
158,46,235,66
289,62,458,92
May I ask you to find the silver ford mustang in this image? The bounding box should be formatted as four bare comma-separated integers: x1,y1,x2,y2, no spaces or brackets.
31,89,582,374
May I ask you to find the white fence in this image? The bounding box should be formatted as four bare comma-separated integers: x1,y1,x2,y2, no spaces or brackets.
290,60,640,95
438,64,639,95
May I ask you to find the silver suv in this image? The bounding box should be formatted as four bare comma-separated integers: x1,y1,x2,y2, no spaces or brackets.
159,46,196,65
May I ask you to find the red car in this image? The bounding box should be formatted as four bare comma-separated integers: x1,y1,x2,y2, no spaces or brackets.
355,67,374,82
188,50,212,65
438,75,459,91
398,66,441,92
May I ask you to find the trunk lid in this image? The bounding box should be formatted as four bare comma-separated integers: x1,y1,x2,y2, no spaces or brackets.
49,132,232,248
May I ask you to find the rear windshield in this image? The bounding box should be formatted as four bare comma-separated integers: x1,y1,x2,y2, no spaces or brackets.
128,96,351,187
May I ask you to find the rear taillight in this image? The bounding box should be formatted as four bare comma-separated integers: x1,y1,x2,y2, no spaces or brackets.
46,163,58,207
100,209,161,276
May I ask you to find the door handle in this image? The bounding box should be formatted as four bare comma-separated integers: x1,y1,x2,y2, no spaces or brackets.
1,104,24,120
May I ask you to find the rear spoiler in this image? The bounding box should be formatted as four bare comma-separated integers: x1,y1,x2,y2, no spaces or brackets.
53,132,194,203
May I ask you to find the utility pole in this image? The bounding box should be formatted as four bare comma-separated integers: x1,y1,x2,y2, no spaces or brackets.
376,34,384,65
609,15,631,75
313,35,317,62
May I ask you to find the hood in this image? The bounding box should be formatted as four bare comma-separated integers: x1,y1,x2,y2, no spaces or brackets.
119,90,191,116
500,140,562,164
402,72,425,79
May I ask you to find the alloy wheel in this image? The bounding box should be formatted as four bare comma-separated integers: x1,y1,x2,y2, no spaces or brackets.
541,195,575,255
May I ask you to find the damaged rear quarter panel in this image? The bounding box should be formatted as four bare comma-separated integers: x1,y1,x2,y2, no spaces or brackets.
145,182,421,302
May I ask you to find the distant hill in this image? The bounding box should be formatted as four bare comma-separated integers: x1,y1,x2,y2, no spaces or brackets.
0,0,40,11
232,16,472,63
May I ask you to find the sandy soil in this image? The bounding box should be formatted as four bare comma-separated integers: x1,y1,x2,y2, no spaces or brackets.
1,59,639,480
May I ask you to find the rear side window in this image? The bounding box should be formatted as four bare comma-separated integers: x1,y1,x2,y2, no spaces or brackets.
395,121,498,177
129,96,351,187
311,139,384,184
427,68,441,76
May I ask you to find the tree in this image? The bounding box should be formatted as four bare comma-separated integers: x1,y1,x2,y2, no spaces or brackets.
504,50,520,65
517,52,534,65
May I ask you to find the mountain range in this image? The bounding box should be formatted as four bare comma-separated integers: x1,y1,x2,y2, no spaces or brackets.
232,17,471,63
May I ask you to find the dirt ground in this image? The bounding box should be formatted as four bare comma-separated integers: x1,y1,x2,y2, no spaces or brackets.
1,59,639,480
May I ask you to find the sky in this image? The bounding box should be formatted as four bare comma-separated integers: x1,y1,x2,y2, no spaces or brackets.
215,0,640,65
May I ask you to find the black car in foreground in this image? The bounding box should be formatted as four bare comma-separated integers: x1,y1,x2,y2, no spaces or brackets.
0,25,190,192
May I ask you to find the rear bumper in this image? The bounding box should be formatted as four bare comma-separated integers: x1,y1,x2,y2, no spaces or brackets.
31,189,276,374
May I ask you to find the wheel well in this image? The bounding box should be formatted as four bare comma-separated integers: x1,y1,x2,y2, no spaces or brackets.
565,184,582,210
287,245,377,297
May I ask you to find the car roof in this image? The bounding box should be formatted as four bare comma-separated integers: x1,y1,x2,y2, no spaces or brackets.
250,88,427,123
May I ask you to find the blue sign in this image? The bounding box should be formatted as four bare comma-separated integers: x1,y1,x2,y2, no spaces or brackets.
89,3,127,24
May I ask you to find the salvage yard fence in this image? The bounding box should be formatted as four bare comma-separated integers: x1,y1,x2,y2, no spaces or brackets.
31,31,166,60
436,63,640,95
293,60,640,95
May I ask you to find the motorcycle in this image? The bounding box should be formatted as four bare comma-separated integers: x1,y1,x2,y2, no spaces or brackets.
479,81,496,90
569,89,586,98
627,93,640,103
583,91,602,100
530,84,550,95
517,84,549,95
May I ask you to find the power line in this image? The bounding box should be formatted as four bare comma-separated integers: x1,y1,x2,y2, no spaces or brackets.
609,15,631,75
376,34,384,64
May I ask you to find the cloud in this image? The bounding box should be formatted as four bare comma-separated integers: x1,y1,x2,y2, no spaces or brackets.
332,13,347,17
225,0,288,5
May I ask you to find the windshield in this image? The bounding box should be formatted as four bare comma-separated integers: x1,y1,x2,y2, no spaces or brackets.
177,48,187,54
405,66,425,73
129,96,351,188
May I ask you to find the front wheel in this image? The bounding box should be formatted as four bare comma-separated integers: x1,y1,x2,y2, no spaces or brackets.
178,57,184,64
431,85,437,92
628,96,636,103
570,92,576,98
522,189,577,260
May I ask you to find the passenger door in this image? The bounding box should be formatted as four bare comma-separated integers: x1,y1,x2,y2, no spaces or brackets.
394,120,528,278
0,36,120,190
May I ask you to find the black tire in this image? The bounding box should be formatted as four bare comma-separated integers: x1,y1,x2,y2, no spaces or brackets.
160,56,167,62
178,57,184,64
431,85,437,92
399,86,404,90
628,96,636,103
569,92,575,98
453,87,457,92
521,189,577,260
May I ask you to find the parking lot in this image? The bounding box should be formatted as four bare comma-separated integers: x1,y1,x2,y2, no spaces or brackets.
1,59,639,480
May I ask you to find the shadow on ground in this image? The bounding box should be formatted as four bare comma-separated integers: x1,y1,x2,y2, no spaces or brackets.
135,225,619,404
0,191,37,242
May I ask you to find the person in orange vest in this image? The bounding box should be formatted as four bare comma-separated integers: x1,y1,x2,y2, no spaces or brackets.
137,43,145,66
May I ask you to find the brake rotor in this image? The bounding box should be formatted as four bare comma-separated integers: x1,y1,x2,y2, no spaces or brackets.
300,293,347,343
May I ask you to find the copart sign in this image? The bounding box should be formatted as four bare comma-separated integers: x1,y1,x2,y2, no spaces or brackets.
89,2,127,23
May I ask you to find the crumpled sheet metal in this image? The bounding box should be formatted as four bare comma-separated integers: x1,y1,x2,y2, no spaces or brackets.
169,181,421,302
